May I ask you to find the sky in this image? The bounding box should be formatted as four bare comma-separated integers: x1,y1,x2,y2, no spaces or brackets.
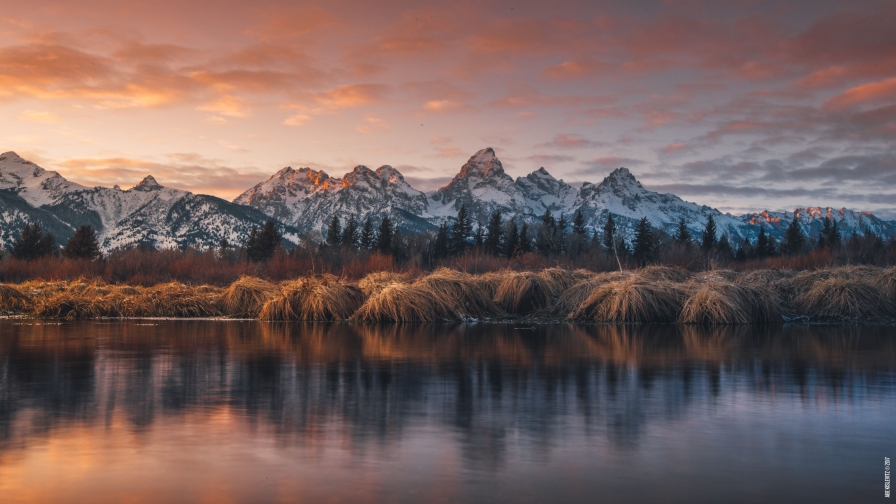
1,0,894,217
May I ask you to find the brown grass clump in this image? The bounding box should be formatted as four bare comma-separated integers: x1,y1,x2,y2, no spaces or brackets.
220,276,279,317
874,267,896,300
638,265,692,283
0,284,32,313
415,268,499,317
493,271,559,315
471,271,506,298
791,265,881,291
795,277,895,320
570,277,687,323
260,276,365,321
357,271,411,296
552,277,607,317
350,282,458,322
33,291,126,319
538,267,594,291
679,281,783,325
121,282,221,318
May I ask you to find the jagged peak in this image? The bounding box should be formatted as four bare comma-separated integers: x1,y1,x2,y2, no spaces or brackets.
134,175,162,190
375,165,405,183
457,147,505,179
599,166,642,189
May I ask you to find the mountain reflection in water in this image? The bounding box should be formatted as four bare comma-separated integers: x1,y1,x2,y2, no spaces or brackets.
0,321,892,503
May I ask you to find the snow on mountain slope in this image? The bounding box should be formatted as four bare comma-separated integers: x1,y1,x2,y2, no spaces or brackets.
575,167,748,240
0,152,300,252
741,207,896,240
515,167,578,217
236,164,432,235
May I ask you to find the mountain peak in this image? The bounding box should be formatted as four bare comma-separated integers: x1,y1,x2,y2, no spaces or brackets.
457,147,505,180
134,175,162,190
600,167,642,190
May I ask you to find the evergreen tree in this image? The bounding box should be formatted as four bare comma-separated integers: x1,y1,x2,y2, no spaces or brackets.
505,221,519,259
246,221,282,262
756,226,769,258
632,217,654,265
818,217,841,250
674,217,692,247
519,223,532,255
359,217,375,250
556,213,568,253
782,216,806,255
541,208,555,227
326,215,342,247
474,222,484,249
376,215,393,253
717,233,733,259
602,214,616,252
572,210,587,235
342,215,359,248
701,214,717,252
11,223,58,261
62,225,101,260
484,211,504,255
450,205,472,255
433,224,450,260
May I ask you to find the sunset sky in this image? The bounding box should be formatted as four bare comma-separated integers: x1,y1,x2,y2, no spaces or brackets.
1,0,894,216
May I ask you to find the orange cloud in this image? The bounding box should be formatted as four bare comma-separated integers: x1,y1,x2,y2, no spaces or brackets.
55,154,272,199
541,60,607,81
422,100,469,113
314,84,389,110
825,77,896,109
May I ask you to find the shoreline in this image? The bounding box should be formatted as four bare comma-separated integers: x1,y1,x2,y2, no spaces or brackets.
1,265,894,325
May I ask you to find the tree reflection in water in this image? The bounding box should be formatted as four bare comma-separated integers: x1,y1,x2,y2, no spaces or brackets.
0,321,892,501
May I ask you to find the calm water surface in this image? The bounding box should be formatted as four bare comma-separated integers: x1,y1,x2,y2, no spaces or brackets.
0,321,893,503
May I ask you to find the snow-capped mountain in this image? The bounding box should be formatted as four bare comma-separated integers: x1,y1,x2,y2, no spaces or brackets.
236,164,432,236
0,152,300,252
574,167,747,240
741,207,896,241
2,148,893,252
238,148,896,244
425,147,579,225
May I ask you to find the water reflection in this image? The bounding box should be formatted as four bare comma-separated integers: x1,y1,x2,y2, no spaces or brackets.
0,321,893,502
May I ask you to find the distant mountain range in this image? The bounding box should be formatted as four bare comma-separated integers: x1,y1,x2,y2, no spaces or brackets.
1,148,893,252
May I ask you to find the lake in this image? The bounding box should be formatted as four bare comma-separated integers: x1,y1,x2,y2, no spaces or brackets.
0,320,892,503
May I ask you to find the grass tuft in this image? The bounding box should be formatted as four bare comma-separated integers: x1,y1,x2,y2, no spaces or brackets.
570,277,686,323
260,275,365,321
679,280,782,325
493,271,559,315
351,282,458,322
221,276,279,317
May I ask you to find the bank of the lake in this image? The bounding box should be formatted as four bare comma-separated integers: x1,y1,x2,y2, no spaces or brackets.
1,265,895,324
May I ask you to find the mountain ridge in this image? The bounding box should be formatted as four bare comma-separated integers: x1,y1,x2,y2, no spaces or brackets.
0,149,893,251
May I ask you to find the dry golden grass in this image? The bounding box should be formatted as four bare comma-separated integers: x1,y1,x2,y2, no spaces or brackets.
493,271,559,315
0,284,32,313
570,277,687,323
121,282,221,318
415,268,499,317
471,271,506,298
679,280,782,325
351,282,458,322
538,267,594,290
638,265,692,283
874,267,896,299
33,291,126,319
791,265,881,291
260,275,365,321
358,271,411,296
738,269,795,286
795,277,895,320
220,276,279,317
